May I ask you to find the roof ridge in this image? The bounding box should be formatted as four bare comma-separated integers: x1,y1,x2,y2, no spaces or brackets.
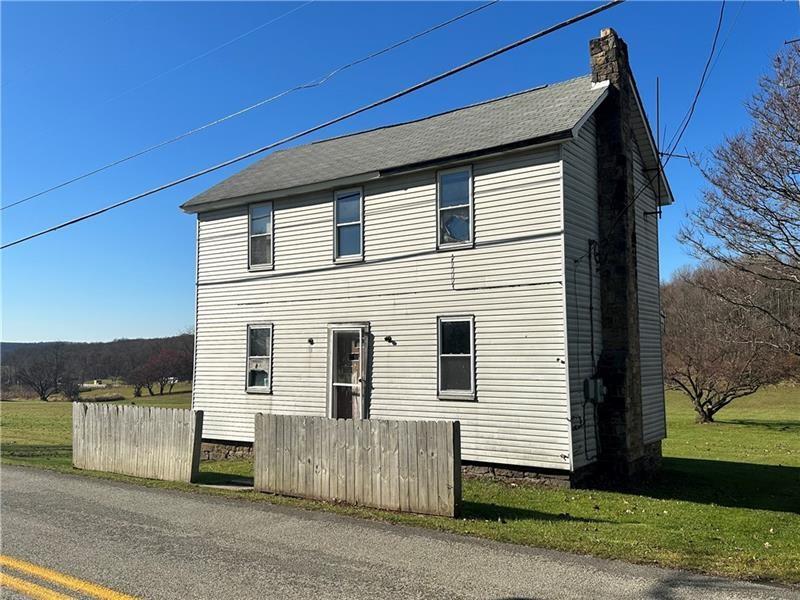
302,73,592,148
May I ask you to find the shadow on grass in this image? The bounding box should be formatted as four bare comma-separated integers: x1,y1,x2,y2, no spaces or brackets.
195,470,254,486
718,419,800,433
1,443,72,459
638,457,800,514
462,499,607,524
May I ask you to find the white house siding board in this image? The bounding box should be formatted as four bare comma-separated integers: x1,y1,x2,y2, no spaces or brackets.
562,116,602,469
194,146,572,469
633,139,667,444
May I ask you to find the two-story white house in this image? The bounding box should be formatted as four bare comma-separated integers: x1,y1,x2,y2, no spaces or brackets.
182,29,672,483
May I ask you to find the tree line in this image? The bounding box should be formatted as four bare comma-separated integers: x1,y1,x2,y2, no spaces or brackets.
2,334,193,401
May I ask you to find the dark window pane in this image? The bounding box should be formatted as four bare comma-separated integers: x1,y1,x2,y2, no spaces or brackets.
250,204,271,234
249,328,270,357
439,170,470,208
439,207,470,244
441,356,471,391
336,193,360,224
334,385,362,419
334,331,360,384
441,320,471,354
251,235,272,265
337,224,361,257
248,369,269,388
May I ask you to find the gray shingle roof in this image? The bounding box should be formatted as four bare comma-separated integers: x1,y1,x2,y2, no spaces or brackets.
182,75,607,212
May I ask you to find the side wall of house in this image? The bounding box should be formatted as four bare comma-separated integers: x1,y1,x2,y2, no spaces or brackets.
193,146,575,470
633,139,666,444
563,115,667,467
562,116,602,469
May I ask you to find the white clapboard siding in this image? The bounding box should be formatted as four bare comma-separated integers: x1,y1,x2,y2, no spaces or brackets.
561,116,602,469
633,140,667,443
194,146,573,470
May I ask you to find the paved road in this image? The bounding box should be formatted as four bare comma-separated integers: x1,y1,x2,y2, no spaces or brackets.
1,467,796,600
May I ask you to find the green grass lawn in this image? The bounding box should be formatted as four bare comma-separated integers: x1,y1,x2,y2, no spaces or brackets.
2,384,798,584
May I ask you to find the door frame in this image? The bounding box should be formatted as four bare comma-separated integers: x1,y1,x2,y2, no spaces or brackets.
326,322,371,419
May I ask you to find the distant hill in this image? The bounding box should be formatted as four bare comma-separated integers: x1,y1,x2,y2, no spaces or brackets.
1,342,42,358
1,335,193,372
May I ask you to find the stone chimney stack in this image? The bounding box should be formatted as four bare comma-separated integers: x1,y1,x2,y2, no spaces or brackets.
589,29,660,479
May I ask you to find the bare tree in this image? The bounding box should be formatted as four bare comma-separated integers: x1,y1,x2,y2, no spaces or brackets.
662,265,791,423
680,43,800,357
60,374,83,402
12,343,68,401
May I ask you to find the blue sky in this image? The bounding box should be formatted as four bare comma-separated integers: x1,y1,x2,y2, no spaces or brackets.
2,1,798,342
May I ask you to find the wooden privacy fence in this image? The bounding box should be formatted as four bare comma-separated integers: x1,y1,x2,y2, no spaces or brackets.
72,403,203,482
254,414,461,517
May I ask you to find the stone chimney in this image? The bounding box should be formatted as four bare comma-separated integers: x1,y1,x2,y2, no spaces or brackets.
589,29,659,480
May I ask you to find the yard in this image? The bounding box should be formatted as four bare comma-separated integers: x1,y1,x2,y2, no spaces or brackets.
1,385,798,584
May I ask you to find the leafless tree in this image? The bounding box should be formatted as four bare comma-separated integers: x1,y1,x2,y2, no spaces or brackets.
680,43,800,357
662,265,792,423
60,375,83,402
12,343,68,401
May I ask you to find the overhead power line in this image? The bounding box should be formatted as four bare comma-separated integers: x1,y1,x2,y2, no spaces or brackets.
574,0,727,265
661,0,726,162
102,1,316,105
1,0,498,212
605,0,726,237
1,0,624,251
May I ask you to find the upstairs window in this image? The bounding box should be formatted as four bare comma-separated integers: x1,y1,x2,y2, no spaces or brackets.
334,189,363,260
246,324,272,392
438,316,475,399
249,202,273,268
437,167,472,248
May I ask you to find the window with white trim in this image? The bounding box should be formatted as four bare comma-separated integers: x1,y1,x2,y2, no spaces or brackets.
438,316,474,398
249,202,273,268
246,325,272,392
437,167,472,247
334,189,362,260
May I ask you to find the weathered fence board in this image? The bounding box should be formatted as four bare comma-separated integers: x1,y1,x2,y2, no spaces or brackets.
254,414,461,517
72,403,203,482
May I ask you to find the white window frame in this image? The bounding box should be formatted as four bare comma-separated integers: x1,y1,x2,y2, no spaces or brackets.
437,315,476,401
436,166,474,250
248,202,274,270
245,323,273,394
333,188,364,262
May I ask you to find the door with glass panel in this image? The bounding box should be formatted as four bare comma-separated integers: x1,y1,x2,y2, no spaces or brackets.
329,326,369,419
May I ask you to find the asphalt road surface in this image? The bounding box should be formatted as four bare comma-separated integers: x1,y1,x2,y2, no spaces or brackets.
1,466,796,599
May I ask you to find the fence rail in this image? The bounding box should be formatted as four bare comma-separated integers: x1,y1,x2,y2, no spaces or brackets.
72,403,203,482
254,414,461,517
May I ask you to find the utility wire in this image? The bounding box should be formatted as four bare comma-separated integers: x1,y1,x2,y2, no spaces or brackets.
1,0,624,250
105,1,315,104
2,0,498,212
575,0,727,265
607,1,726,233
661,0,726,162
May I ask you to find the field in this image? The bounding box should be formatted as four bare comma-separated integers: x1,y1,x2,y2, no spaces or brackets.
1,385,798,584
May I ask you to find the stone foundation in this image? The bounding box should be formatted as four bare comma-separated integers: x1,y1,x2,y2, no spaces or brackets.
201,440,254,461
462,462,571,488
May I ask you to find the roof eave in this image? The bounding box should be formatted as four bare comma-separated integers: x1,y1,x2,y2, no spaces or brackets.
180,171,382,214
627,74,674,206
181,132,579,215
